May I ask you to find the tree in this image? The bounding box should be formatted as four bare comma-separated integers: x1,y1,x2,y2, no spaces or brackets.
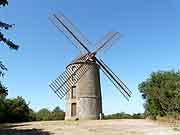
132,113,144,119
0,96,31,123
36,108,51,121
0,96,6,122
0,0,19,50
0,0,8,7
0,81,7,97
0,61,7,77
35,107,65,121
139,71,180,119
0,81,7,122
28,108,37,121
104,112,144,119
51,106,65,120
0,0,19,96
5,96,30,122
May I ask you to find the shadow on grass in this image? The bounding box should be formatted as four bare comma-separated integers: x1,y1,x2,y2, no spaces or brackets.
0,123,31,128
0,123,53,135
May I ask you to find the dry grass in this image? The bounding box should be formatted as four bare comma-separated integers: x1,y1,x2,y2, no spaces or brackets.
0,119,179,135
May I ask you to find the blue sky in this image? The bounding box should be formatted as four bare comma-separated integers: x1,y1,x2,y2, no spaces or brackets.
0,0,179,114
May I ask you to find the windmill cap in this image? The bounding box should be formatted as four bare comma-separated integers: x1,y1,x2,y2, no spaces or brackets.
66,53,98,68
69,53,89,64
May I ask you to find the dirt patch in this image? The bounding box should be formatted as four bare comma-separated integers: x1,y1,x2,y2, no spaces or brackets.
0,119,179,135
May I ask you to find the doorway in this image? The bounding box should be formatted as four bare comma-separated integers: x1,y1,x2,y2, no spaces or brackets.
71,103,76,117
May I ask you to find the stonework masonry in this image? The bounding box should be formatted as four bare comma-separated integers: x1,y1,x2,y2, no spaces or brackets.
65,61,102,120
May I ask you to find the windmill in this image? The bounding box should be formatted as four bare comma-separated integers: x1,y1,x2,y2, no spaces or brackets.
49,13,132,120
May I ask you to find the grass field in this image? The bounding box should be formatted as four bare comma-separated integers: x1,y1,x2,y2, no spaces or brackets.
0,119,180,135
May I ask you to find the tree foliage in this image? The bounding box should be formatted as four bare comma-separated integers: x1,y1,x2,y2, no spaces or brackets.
0,0,8,7
0,96,30,123
0,61,7,77
0,0,66,123
104,112,144,119
0,0,19,50
5,96,30,122
139,71,180,119
0,81,7,97
36,107,65,121
0,0,19,96
51,106,65,120
0,94,65,123
36,108,51,121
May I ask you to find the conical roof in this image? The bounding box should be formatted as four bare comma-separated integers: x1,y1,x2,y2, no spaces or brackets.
70,53,89,64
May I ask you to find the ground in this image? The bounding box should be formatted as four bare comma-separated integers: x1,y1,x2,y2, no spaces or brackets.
0,119,180,135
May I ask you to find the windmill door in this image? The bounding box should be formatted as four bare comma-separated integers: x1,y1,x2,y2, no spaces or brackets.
71,103,76,117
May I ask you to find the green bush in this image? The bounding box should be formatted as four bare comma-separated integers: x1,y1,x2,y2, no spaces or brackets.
0,96,30,123
6,96,30,122
35,107,65,121
0,94,65,123
104,112,144,119
51,106,65,120
36,108,51,121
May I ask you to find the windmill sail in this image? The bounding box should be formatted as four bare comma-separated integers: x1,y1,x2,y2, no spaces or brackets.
49,59,92,99
100,59,131,94
96,58,131,100
94,32,120,54
49,13,91,53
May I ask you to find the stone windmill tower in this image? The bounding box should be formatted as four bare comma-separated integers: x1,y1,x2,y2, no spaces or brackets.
49,13,132,120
